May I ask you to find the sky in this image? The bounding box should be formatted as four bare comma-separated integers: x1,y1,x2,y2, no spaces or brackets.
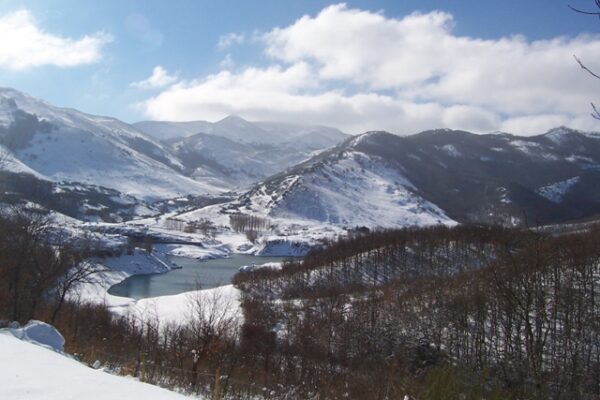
1,0,600,135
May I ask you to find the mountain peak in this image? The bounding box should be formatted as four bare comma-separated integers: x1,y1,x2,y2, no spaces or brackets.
542,126,585,144
217,114,250,124
545,126,579,134
347,131,395,148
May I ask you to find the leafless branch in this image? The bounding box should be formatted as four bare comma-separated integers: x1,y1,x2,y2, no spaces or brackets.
569,1,600,17
591,102,600,119
571,3,600,120
573,55,600,119
574,54,600,80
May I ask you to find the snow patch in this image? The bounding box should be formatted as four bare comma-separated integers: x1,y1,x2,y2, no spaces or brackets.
537,177,580,203
438,144,462,157
2,320,65,352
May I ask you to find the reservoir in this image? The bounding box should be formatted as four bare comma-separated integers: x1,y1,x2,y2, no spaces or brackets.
108,254,289,300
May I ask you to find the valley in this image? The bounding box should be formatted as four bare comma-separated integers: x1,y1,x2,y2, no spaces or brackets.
3,86,600,324
5,2,600,399
3,88,600,399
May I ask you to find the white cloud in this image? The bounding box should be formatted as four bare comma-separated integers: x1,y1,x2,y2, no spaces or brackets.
219,53,235,69
131,66,177,89
138,4,600,135
0,9,112,70
137,63,498,134
217,32,245,50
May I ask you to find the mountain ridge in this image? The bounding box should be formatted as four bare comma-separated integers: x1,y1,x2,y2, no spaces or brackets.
227,126,600,227
2,88,600,228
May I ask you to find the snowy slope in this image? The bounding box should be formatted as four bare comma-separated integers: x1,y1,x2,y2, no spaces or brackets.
173,133,271,186
0,332,191,400
537,177,581,202
238,149,454,227
133,120,214,141
172,132,336,187
0,88,225,201
138,115,349,187
0,144,47,178
214,127,600,228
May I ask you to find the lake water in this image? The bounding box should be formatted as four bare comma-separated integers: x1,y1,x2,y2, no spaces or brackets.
107,254,289,300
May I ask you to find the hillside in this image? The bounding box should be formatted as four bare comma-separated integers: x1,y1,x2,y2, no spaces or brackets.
0,88,225,202
225,127,600,227
0,326,191,400
136,116,349,187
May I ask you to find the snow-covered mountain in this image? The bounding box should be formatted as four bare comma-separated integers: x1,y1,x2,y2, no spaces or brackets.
0,88,226,202
134,115,348,146
4,87,600,228
135,115,349,186
233,143,454,227
224,127,600,227
171,132,299,187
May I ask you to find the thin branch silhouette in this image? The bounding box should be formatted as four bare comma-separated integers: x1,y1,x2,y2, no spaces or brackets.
568,1,600,17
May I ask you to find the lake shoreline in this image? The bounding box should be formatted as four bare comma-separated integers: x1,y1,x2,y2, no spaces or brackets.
106,253,290,300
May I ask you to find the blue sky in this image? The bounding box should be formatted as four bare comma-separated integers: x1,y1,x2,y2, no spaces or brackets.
1,0,600,134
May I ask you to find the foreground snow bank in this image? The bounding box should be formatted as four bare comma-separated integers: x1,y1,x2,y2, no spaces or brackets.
0,331,191,400
3,320,65,352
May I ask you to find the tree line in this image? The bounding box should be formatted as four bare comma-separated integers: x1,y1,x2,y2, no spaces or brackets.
233,224,600,399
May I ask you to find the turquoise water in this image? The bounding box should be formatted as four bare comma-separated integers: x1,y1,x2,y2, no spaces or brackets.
107,254,288,300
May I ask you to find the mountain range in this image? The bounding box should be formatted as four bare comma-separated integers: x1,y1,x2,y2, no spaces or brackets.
134,117,348,187
232,128,600,226
0,88,346,221
1,87,600,227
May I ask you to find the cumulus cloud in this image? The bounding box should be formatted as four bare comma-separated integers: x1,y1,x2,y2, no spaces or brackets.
131,66,177,89
217,32,245,50
0,9,112,70
137,63,496,133
138,4,600,135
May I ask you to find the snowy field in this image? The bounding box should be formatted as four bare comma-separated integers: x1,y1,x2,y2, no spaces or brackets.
0,322,193,400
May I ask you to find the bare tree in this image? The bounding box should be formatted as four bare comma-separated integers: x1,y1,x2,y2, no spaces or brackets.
571,1,600,119
50,259,102,324
185,288,239,396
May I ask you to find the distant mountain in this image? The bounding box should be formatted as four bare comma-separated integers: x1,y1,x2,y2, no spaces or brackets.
134,116,348,146
135,115,349,186
4,87,600,228
0,88,349,221
0,88,226,203
227,127,600,227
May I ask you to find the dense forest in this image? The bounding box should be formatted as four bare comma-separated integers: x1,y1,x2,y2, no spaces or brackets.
2,210,600,399
234,225,600,398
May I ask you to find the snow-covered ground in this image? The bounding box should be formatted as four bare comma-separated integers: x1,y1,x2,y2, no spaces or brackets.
235,150,455,227
0,322,192,400
0,87,226,201
114,284,242,326
170,203,345,255
537,176,580,202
